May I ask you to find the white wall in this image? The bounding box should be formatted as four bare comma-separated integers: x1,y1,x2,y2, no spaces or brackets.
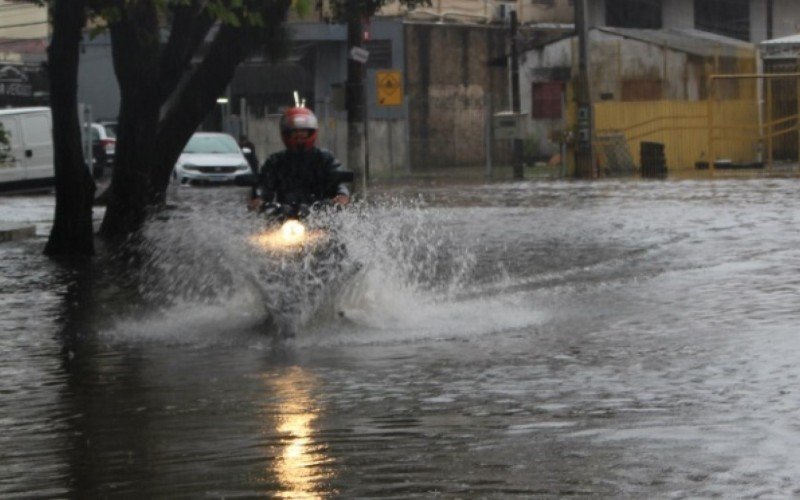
0,1,47,39
519,38,574,158
245,111,407,176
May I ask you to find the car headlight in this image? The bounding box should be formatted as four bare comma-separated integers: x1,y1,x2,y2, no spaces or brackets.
237,163,250,170
181,163,199,171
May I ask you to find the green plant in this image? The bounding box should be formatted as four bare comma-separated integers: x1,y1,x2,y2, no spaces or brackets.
0,123,11,164
523,133,539,162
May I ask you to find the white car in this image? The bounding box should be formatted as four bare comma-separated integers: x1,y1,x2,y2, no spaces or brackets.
174,132,252,184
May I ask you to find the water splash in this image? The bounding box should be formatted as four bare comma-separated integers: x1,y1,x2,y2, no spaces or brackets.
107,192,542,344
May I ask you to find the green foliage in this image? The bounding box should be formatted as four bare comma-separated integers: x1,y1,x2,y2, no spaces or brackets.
72,0,269,33
292,0,313,18
523,133,539,161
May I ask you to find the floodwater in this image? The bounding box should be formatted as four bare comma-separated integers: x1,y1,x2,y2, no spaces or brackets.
2,178,800,497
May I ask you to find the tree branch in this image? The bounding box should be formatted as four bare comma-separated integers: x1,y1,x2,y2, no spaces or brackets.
158,1,216,103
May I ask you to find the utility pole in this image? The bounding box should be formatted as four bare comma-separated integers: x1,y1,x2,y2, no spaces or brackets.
767,0,774,39
346,0,367,196
574,0,595,178
510,10,523,180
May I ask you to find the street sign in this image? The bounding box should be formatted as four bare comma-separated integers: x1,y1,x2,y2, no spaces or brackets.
376,70,402,106
349,47,369,64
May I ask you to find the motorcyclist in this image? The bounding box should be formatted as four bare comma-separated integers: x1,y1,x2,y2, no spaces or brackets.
248,106,350,210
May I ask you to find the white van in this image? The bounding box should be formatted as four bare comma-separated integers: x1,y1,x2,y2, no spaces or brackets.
0,107,54,192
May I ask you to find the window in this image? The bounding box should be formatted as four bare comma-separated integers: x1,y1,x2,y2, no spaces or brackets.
531,82,564,119
606,0,662,29
695,0,749,41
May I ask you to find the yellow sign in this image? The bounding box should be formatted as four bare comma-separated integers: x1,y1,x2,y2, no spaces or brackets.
376,70,402,106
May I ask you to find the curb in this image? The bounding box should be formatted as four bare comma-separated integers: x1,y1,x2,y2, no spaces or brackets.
0,224,37,243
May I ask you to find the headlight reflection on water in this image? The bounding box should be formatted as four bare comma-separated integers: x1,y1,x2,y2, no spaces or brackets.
264,367,333,498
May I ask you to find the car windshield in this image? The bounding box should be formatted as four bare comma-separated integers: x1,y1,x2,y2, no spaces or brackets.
102,123,117,138
183,135,240,154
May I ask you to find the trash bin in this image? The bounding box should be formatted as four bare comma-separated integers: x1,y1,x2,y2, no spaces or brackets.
641,142,667,178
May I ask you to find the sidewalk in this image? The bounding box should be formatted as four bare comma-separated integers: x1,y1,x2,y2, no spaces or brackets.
0,222,36,243
0,173,111,244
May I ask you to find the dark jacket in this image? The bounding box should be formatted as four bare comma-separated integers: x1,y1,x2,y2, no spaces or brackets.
255,147,350,204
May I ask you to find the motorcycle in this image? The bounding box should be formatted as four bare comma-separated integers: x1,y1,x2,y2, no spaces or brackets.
251,201,332,251
235,171,353,252
235,172,356,334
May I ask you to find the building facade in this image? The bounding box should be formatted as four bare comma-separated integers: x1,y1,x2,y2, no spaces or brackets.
521,0,800,173
0,0,49,107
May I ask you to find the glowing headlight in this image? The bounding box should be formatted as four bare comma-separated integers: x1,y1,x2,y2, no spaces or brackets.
249,220,324,251
280,220,306,245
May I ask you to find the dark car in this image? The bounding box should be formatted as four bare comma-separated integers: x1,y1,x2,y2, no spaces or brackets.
80,122,117,178
91,123,116,175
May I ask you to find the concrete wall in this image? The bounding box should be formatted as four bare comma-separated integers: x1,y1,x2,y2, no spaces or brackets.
519,37,573,158
520,31,707,155
405,23,507,168
365,18,406,121
77,33,120,121
0,0,47,39
244,111,407,176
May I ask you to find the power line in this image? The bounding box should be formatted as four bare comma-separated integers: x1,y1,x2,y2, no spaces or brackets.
0,2,43,11
0,20,48,30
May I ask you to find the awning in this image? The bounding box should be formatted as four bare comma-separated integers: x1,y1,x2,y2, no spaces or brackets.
760,33,800,59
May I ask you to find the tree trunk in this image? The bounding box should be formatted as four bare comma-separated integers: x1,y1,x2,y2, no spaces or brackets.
100,0,292,235
44,0,95,257
98,3,161,239
150,24,273,200
346,4,366,196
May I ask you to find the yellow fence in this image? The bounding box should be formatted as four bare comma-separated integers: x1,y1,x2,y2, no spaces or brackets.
592,73,800,174
594,99,760,172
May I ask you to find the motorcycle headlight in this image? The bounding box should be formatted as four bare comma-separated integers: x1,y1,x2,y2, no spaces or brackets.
280,220,306,245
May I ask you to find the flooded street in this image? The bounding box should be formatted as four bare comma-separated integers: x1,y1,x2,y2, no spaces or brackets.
2,178,800,497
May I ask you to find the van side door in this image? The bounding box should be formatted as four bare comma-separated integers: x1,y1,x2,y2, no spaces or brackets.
0,116,25,184
20,111,54,181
